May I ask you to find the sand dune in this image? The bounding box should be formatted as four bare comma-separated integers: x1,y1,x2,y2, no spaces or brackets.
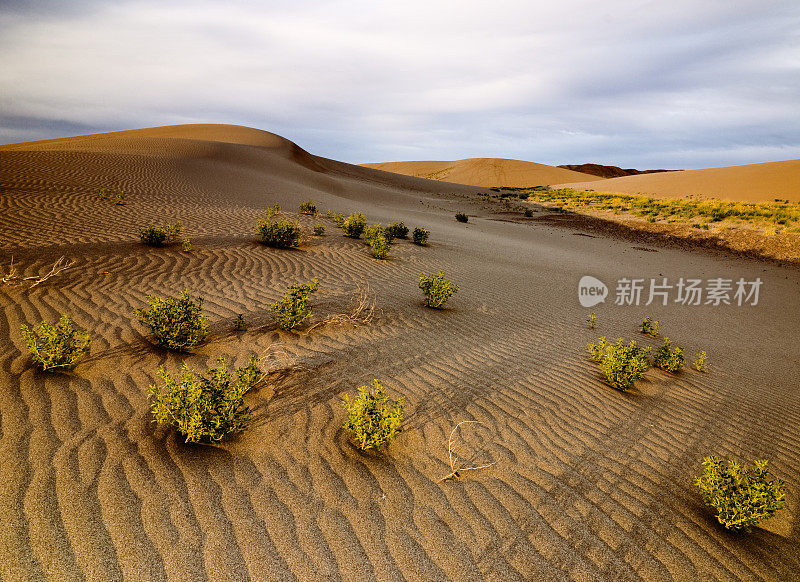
557,158,800,203
361,158,604,188
1,124,799,580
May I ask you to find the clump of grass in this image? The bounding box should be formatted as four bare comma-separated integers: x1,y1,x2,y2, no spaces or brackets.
455,212,469,223
693,350,708,372
299,200,317,215
139,222,184,247
136,289,209,351
256,215,302,248
20,314,91,370
587,312,596,329
341,212,367,238
419,271,459,308
341,379,405,451
412,227,430,245
270,278,320,330
149,356,261,444
233,313,246,331
639,316,660,337
386,221,409,239
313,224,326,236
182,238,192,252
589,337,650,391
652,337,685,373
695,455,786,532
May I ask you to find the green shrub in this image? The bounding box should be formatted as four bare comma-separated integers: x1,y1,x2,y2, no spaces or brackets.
182,238,192,252
412,227,430,245
313,224,326,236
136,289,209,351
455,212,469,223
113,190,126,205
591,338,650,391
139,222,183,246
694,350,708,372
265,203,281,218
695,455,786,532
233,313,246,331
256,216,303,248
587,312,596,329
341,379,405,451
419,271,459,308
299,200,317,215
341,212,367,238
364,224,392,259
333,212,346,227
149,356,261,443
270,278,320,330
639,316,660,337
20,314,91,370
386,221,409,239
653,337,685,372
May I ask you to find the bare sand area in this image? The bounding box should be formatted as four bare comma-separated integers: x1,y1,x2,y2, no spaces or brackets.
557,159,800,203
1,125,799,580
361,158,604,188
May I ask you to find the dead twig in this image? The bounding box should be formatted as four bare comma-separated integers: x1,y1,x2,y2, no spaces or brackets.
307,284,376,331
438,421,496,483
2,256,74,287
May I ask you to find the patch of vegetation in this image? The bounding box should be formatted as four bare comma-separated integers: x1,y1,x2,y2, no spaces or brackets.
313,224,326,236
365,224,392,259
341,379,405,451
412,227,430,245
139,222,184,247
99,187,126,205
455,212,469,223
299,200,317,215
341,212,367,238
149,356,261,444
233,313,246,331
639,316,660,337
693,350,708,372
270,278,320,330
182,238,192,252
256,216,303,248
587,336,608,362
587,312,596,329
589,337,650,391
695,455,786,532
653,337,685,372
386,221,409,239
265,203,281,218
524,208,534,217
20,314,91,370
136,289,209,351
419,271,459,308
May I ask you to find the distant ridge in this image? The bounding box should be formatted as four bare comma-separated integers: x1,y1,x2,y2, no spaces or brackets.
557,163,677,179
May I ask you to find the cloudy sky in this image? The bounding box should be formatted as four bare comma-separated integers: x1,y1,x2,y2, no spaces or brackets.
1,1,798,169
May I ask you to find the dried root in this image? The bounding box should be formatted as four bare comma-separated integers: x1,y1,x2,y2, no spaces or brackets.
2,256,74,288
438,421,496,483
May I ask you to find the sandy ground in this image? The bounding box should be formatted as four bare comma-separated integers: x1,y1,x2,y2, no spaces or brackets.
556,159,800,203
360,158,604,188
1,125,799,581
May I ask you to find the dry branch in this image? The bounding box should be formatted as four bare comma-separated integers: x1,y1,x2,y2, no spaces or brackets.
308,284,376,331
438,421,496,483
1,256,74,287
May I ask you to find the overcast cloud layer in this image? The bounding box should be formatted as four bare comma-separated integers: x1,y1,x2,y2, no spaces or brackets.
1,0,799,169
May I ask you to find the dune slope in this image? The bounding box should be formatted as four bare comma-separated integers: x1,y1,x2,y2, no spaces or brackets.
1,125,798,581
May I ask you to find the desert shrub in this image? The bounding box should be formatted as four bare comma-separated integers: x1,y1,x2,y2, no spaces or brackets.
113,191,126,205
341,379,405,451
265,203,281,218
270,278,320,330
455,212,469,223
524,208,534,217
313,224,326,236
256,216,302,248
98,187,111,200
182,238,192,252
342,212,367,238
592,338,650,391
364,225,392,259
233,313,246,331
20,314,91,370
694,350,708,372
639,316,660,337
386,221,409,239
412,227,430,245
333,212,346,227
139,222,183,246
419,271,459,308
299,200,317,215
695,455,786,532
587,312,597,329
149,356,261,443
136,289,209,351
653,337,685,372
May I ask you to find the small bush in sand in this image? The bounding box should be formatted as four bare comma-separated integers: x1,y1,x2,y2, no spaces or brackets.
653,337,685,373
590,337,650,391
265,203,281,218
313,224,326,236
333,212,346,227
342,379,405,451
136,289,209,351
365,224,393,259
693,350,708,372
638,316,660,337
233,313,246,331
412,227,430,245
182,238,192,252
299,200,317,215
99,187,125,204
21,314,91,371
149,355,261,444
139,222,183,247
695,455,786,532
455,212,469,223
587,312,597,329
386,221,409,239
256,216,303,248
524,208,534,217
419,271,459,308
270,278,320,330
341,212,367,238
113,190,126,205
